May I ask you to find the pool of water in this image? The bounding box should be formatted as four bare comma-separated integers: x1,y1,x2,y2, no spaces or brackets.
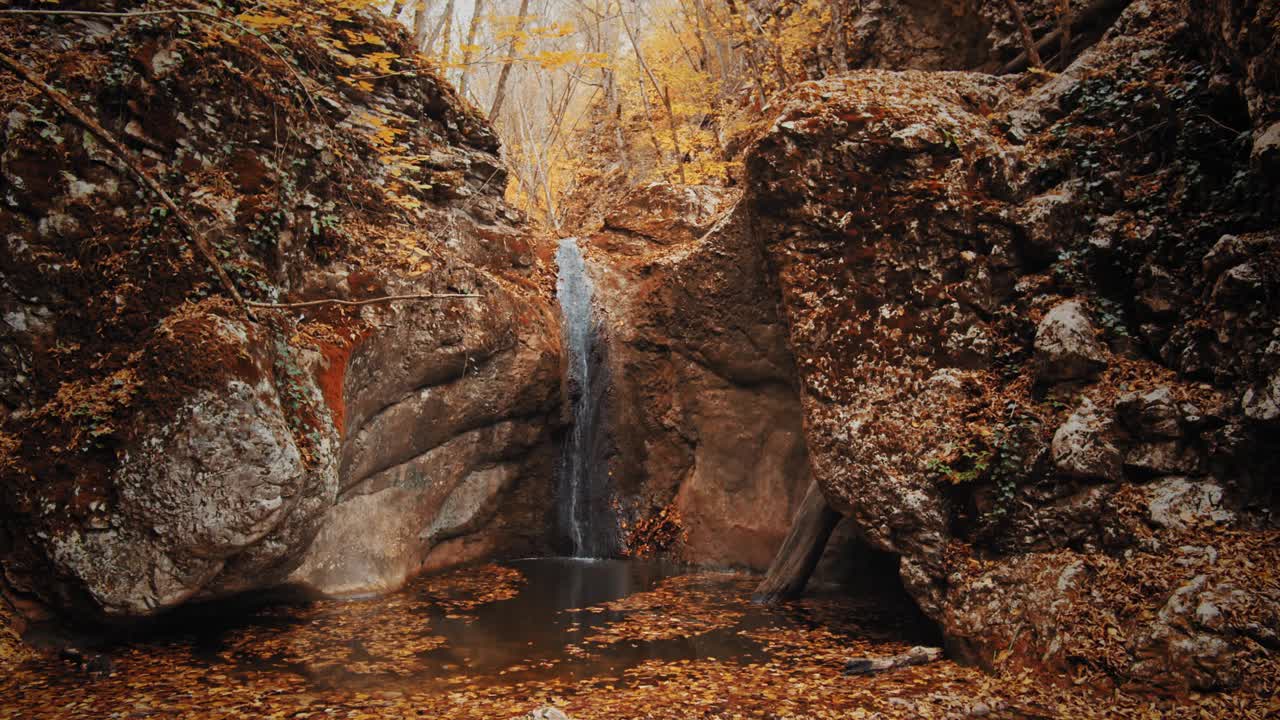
4,558,952,719
147,557,932,687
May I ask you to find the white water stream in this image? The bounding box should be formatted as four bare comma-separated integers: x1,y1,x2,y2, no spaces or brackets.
555,237,606,557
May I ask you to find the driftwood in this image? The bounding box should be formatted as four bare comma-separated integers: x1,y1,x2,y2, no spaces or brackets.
0,49,253,318
844,646,943,676
1000,0,1134,74
247,293,480,310
753,479,842,605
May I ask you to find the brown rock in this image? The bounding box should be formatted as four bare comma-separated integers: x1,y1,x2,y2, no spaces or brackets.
583,191,815,570
1116,388,1183,439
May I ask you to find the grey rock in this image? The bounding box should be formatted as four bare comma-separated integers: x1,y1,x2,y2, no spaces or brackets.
1211,262,1266,306
1131,574,1252,690
1242,370,1280,423
1124,441,1203,476
1201,233,1279,279
844,646,943,675
1035,300,1109,383
520,708,573,720
1251,120,1280,176
1117,387,1183,439
1051,398,1123,482
943,307,994,369
1135,264,1182,319
46,351,336,617
1017,188,1081,263
1146,478,1234,531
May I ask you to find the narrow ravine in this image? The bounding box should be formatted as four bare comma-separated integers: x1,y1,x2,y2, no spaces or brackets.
2,1,1278,718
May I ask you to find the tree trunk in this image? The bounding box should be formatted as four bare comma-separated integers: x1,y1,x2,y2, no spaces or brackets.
489,0,532,119
1057,0,1072,69
621,1,687,183
753,479,842,605
722,0,770,105
423,0,456,57
999,0,1132,74
413,0,431,50
1000,0,1042,69
437,0,455,63
832,0,850,73
458,0,487,96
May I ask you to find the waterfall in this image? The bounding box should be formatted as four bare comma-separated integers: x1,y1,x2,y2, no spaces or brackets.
555,238,609,558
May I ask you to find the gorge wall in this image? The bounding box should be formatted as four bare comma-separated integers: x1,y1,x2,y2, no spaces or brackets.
0,2,561,623
572,0,1279,693
575,185,817,570
2,0,1278,699
745,0,1279,692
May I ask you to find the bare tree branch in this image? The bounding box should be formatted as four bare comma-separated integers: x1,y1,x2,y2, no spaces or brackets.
247,293,480,310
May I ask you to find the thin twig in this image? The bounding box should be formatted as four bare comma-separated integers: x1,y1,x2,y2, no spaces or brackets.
247,293,481,310
0,49,253,318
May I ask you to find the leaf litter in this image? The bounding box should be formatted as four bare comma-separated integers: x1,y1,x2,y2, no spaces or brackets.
2,561,1275,719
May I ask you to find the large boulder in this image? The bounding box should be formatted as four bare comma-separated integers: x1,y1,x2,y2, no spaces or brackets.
0,7,560,622
742,0,1279,692
749,68,1018,613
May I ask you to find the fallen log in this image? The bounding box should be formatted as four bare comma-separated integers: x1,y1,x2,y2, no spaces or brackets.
753,479,842,605
1000,0,1133,74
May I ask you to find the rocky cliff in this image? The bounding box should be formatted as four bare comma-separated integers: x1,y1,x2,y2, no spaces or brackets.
3,0,1277,699
746,0,1278,692
0,1,560,624
573,0,1278,694
573,185,818,569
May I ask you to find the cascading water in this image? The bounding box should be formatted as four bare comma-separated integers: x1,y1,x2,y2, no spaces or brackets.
555,237,610,558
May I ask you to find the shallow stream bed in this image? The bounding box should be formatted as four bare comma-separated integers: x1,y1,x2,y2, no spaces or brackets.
0,559,1251,719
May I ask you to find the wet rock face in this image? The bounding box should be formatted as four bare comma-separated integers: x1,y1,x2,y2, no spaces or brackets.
0,9,559,621
743,0,1279,691
287,272,561,598
576,184,819,570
